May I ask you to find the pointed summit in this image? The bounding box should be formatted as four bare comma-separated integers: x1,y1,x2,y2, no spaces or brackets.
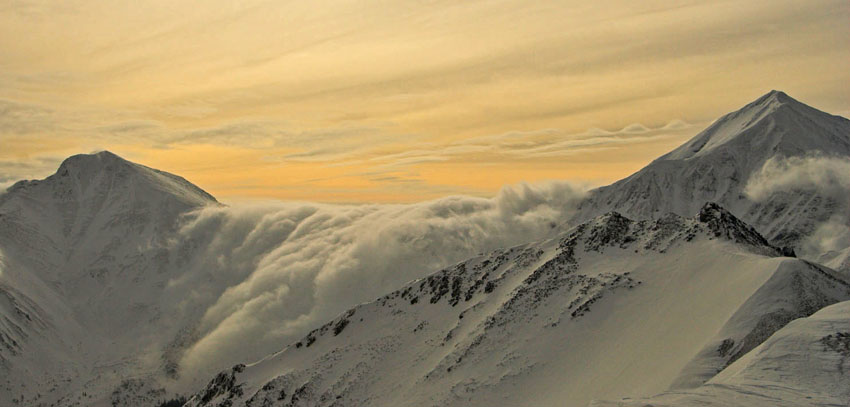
661,90,849,161
2,150,217,243
62,150,124,164
56,150,131,181
738,89,799,117
756,89,792,103
46,150,218,207
573,91,850,254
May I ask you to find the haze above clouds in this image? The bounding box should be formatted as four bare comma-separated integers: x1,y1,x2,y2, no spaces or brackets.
1,0,849,202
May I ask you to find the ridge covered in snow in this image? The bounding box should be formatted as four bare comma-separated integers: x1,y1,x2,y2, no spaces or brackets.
183,203,850,407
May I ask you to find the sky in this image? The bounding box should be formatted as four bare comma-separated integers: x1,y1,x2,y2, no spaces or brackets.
1,0,848,203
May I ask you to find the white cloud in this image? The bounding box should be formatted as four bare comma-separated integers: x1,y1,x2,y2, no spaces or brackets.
745,155,850,260
166,181,586,380
744,155,850,201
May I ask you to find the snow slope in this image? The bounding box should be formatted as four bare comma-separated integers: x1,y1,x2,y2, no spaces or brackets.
184,203,850,407
0,151,219,406
573,91,850,267
592,300,850,407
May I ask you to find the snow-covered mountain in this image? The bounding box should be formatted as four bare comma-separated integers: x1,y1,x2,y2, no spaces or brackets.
573,90,850,270
183,203,850,407
0,151,218,406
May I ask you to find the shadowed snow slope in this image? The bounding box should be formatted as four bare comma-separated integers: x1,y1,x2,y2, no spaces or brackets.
184,203,850,407
573,91,850,268
592,300,850,407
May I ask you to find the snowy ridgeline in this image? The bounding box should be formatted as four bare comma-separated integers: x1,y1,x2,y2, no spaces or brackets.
573,90,850,272
0,90,849,407
184,204,850,407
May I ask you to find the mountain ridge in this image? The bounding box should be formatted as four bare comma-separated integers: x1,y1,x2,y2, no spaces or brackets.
183,202,849,407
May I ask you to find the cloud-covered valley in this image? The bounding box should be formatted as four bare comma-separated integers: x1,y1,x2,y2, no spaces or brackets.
163,181,586,379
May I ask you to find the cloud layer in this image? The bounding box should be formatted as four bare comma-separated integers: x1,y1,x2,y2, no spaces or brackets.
164,181,586,380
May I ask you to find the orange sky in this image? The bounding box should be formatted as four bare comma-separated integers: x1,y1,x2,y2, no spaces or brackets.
1,0,848,202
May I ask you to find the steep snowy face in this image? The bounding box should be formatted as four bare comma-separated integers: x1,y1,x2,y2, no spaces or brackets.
184,203,850,407
0,150,216,280
1,151,216,250
0,151,219,407
0,150,219,312
574,91,850,261
662,90,849,161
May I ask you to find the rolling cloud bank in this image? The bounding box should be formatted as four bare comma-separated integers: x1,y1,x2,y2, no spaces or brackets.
165,181,586,378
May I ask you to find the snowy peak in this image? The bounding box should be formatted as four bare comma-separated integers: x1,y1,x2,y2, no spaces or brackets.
53,150,218,207
0,152,221,406
750,89,794,108
0,150,218,284
4,150,217,211
57,150,126,174
572,91,850,257
662,90,850,161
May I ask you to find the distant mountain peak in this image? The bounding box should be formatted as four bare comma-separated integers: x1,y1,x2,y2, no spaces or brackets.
739,89,797,115
757,89,792,103
572,90,850,256
3,150,217,220
659,90,843,161
56,150,130,175
64,150,123,163
49,150,218,205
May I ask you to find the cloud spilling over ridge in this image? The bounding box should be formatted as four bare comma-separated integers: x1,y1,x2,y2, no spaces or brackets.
745,155,850,261
744,155,850,201
167,181,586,379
